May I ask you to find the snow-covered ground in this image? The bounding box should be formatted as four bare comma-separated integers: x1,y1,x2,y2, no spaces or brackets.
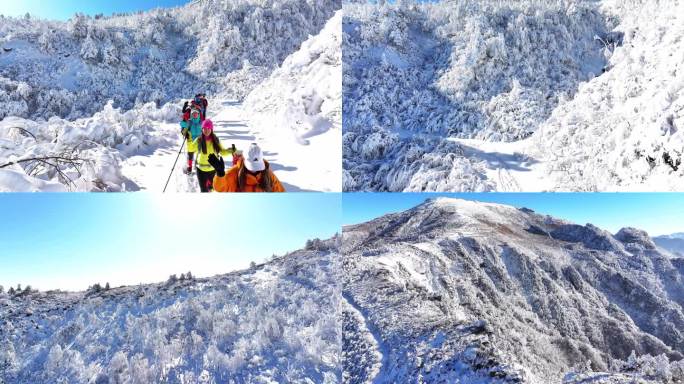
0,4,342,192
0,238,341,383
122,97,339,192
343,0,684,192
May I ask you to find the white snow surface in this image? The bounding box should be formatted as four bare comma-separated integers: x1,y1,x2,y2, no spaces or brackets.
343,0,684,192
244,11,342,192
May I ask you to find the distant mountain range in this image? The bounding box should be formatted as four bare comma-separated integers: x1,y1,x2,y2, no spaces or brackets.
653,233,684,257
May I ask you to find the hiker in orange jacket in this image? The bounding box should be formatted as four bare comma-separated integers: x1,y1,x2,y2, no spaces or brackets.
208,143,285,192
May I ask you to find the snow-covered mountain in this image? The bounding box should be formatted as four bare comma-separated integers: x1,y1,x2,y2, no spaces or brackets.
654,233,684,257
342,0,683,192
341,198,684,383
0,238,340,383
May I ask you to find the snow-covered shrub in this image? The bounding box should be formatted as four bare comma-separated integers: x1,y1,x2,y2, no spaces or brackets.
534,0,684,190
0,99,183,191
246,10,342,145
565,352,684,383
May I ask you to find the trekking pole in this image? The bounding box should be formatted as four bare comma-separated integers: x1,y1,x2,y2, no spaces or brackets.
163,138,186,193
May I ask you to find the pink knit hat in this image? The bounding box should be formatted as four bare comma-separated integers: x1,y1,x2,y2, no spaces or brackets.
202,119,214,131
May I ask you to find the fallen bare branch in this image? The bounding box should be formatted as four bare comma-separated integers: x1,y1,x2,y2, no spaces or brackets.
8,126,37,141
0,156,84,169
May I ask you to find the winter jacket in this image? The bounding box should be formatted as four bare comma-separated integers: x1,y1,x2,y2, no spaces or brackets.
180,117,202,152
193,138,234,172
213,159,285,193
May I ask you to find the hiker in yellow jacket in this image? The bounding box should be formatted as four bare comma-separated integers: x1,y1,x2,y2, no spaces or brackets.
193,119,235,192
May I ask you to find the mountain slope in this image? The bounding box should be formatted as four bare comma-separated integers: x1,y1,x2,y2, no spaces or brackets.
0,0,340,121
342,0,684,192
0,239,341,384
533,0,684,191
342,0,613,191
342,198,684,383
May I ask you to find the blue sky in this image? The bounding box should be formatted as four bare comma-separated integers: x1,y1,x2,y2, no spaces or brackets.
343,193,684,237
0,194,340,291
1,0,190,21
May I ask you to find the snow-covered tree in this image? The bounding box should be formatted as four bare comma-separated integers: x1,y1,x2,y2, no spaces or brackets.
80,33,100,62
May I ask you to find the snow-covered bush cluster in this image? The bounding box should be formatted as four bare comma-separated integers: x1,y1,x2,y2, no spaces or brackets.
565,351,684,383
0,243,340,383
343,0,613,191
533,0,684,191
0,101,180,191
0,0,339,121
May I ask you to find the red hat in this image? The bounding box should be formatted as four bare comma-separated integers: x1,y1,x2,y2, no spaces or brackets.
202,119,214,131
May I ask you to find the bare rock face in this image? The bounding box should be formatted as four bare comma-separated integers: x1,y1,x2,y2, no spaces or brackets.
342,198,684,383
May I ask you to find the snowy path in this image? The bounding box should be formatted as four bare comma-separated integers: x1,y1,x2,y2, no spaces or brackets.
449,138,553,192
342,292,386,384
120,99,312,192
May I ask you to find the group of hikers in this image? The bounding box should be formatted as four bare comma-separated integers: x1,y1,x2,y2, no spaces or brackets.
178,94,285,193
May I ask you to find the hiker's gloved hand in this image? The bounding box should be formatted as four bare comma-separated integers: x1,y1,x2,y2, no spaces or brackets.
208,154,226,177
181,128,189,140
231,144,236,154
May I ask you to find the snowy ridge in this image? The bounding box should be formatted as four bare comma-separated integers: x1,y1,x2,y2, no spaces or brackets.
654,233,684,258
0,238,341,384
342,198,684,383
